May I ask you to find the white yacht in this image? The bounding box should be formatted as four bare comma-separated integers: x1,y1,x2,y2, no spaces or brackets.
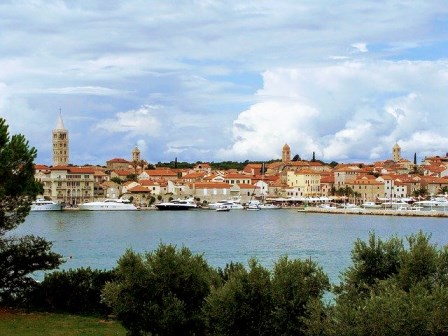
361,201,381,209
338,203,361,209
78,199,138,211
244,199,282,210
381,200,410,210
207,199,244,210
31,198,63,211
258,203,282,209
215,204,231,212
155,198,198,210
413,197,448,209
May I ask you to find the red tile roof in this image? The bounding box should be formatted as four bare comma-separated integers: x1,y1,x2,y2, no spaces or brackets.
128,185,151,193
107,158,130,163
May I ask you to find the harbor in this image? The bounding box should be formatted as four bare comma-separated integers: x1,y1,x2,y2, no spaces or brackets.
19,208,448,285
301,206,448,217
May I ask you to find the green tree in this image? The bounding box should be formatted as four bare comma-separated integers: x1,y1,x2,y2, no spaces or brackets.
336,232,403,299
271,256,330,335
0,118,63,305
319,231,448,336
413,187,428,198
204,259,272,336
439,186,448,194
102,244,218,336
110,176,122,185
205,256,329,336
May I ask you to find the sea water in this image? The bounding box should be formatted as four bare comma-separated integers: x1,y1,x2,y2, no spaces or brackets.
14,209,448,284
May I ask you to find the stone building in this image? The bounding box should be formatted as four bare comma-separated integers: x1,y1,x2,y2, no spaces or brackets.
41,166,95,205
52,111,69,166
393,143,402,162
282,143,291,163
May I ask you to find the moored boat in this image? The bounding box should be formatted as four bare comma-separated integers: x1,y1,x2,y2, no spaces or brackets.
216,204,231,212
78,199,138,211
258,203,282,209
361,201,381,209
413,199,448,208
31,198,63,211
207,199,244,210
155,198,198,210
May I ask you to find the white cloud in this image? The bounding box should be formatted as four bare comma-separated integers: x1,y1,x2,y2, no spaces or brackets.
221,60,448,162
1,1,448,164
351,43,368,53
94,105,162,136
45,86,125,96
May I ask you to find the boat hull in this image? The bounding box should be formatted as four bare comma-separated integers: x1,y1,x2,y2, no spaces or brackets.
31,204,62,211
155,205,195,210
31,199,63,211
78,204,137,211
78,200,138,211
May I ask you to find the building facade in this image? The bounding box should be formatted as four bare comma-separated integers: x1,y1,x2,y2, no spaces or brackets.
42,166,95,205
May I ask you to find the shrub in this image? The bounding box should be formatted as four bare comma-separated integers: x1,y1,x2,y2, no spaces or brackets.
102,244,218,336
31,267,116,316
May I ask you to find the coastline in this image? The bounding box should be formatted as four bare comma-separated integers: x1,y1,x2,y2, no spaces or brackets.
298,206,448,217
59,205,448,217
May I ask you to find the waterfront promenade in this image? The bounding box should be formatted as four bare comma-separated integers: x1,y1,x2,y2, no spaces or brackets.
302,206,448,217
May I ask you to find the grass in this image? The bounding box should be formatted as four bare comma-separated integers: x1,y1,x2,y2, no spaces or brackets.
0,308,126,336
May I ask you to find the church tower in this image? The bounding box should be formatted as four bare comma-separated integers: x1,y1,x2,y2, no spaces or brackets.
392,143,401,162
282,144,291,163
132,146,141,162
52,111,69,166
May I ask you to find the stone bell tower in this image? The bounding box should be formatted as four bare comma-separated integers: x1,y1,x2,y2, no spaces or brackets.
52,110,69,166
392,143,401,162
132,146,141,162
282,143,291,163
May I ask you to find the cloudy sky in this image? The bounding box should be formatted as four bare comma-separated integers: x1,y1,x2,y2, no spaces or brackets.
2,1,448,166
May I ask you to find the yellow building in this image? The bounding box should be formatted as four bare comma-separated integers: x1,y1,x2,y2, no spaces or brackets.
286,169,321,197
347,176,384,202
42,166,95,205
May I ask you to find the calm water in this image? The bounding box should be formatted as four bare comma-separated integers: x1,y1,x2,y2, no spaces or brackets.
14,209,448,284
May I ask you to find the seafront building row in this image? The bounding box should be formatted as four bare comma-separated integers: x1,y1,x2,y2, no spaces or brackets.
34,114,448,206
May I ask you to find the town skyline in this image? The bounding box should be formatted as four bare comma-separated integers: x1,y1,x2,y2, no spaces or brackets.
2,1,448,165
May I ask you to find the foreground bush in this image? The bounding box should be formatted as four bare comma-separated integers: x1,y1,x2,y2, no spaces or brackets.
304,231,448,336
204,257,330,336
30,267,116,316
102,244,219,336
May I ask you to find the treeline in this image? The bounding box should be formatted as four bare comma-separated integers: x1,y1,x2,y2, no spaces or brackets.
155,159,285,171
18,231,448,336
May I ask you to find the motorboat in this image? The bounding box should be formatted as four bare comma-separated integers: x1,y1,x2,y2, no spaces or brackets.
155,198,198,210
245,200,261,211
258,203,282,209
361,202,381,209
318,203,337,209
396,205,423,212
207,199,244,210
31,198,63,211
338,203,361,209
245,199,281,210
216,204,231,212
381,200,410,210
413,198,448,208
78,198,138,211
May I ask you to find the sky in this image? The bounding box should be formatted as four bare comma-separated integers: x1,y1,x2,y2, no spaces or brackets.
1,1,448,166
